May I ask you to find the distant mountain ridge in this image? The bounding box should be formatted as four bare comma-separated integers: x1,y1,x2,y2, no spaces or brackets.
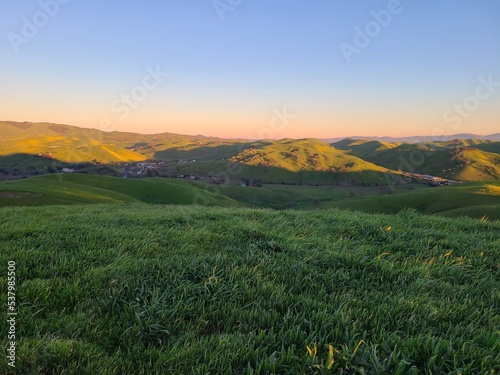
323,133,500,143
2,120,498,143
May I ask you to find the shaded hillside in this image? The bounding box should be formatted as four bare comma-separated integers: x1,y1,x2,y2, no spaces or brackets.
153,142,249,162
0,174,238,207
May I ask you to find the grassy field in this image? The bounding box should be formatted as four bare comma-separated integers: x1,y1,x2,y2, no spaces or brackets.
220,184,429,210
325,182,500,221
1,174,499,220
0,174,238,207
0,204,498,374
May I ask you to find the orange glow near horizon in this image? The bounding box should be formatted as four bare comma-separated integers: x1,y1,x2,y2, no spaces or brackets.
2,99,499,139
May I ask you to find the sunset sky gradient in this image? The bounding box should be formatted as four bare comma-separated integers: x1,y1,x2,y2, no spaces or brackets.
1,0,499,139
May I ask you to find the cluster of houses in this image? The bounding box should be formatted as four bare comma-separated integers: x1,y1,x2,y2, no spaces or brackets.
132,162,165,175
400,171,460,185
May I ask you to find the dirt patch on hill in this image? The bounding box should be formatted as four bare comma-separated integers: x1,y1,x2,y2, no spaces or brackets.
49,124,68,133
0,191,41,199
5,121,32,130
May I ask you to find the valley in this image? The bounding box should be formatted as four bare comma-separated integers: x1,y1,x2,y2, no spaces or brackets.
1,121,499,220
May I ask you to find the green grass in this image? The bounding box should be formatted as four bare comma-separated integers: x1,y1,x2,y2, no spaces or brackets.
0,174,238,207
1,174,499,220
0,204,498,374
0,176,138,206
221,185,353,209
324,182,500,220
220,184,429,210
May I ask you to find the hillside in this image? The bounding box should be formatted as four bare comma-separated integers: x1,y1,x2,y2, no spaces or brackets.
0,204,498,373
228,139,388,172
333,138,500,181
324,182,500,220
330,139,401,160
0,121,245,174
0,121,147,164
224,138,396,184
0,174,237,207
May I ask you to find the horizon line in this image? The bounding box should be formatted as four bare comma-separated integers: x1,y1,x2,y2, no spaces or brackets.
1,120,499,141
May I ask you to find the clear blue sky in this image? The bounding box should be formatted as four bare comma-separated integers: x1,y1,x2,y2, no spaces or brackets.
1,0,499,138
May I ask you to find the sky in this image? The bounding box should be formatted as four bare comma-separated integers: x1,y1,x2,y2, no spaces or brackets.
1,0,499,139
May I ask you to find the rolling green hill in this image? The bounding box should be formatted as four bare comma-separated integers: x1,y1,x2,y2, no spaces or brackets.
431,138,500,153
229,139,389,173
0,204,498,373
324,182,500,220
330,138,401,160
0,121,244,164
0,174,238,207
221,138,398,184
333,138,500,181
0,122,147,164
